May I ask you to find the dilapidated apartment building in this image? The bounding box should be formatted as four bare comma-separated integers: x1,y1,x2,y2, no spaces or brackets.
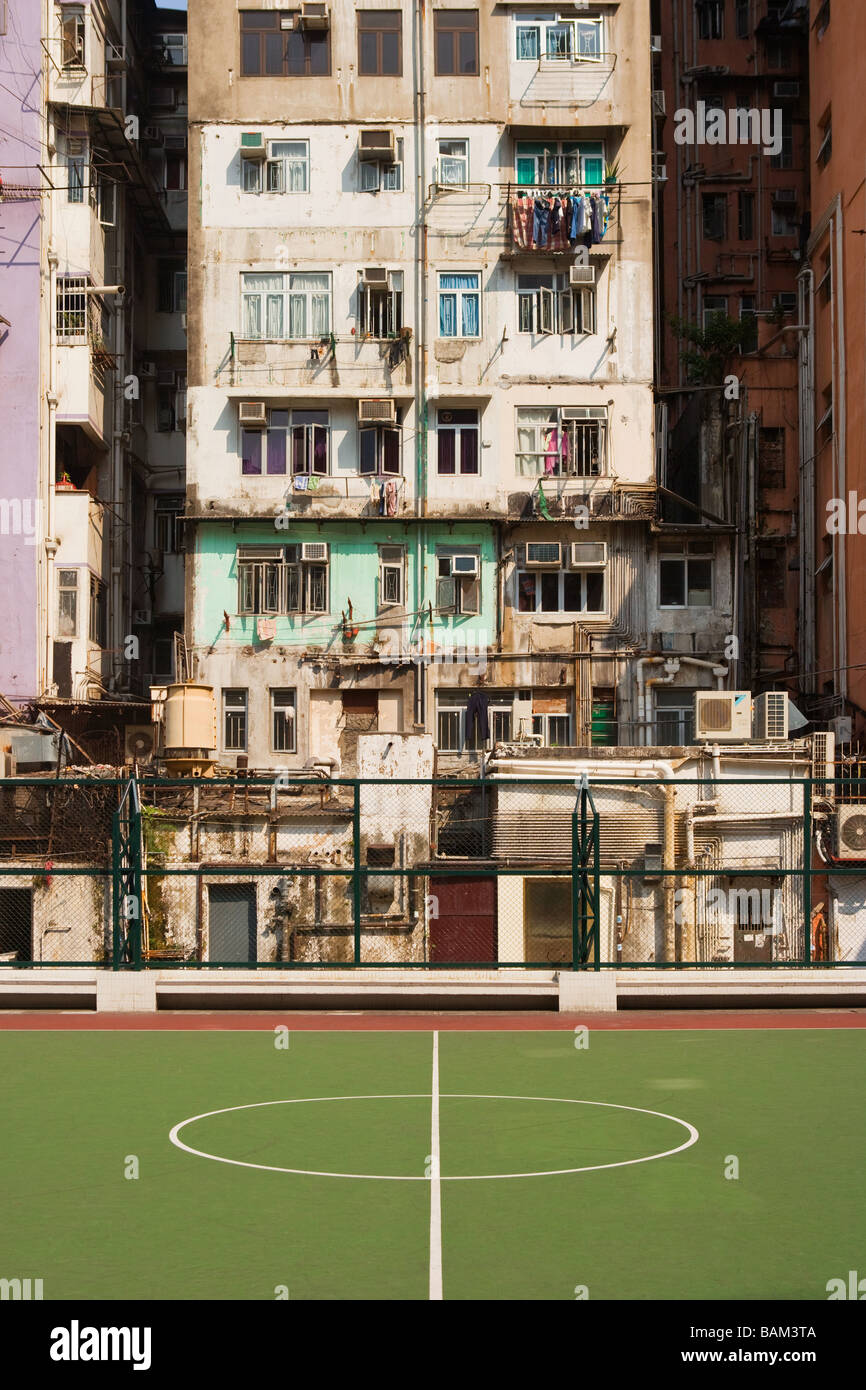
185,0,750,771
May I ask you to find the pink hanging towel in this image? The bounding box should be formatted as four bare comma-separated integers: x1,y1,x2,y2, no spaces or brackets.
544,428,559,475
512,193,533,249
384,478,398,515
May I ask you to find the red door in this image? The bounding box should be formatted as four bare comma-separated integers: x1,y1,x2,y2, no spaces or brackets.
429,876,496,963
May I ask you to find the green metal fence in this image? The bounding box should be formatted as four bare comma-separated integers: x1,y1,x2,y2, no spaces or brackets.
0,774,863,968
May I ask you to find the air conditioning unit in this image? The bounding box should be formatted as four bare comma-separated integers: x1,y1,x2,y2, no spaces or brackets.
836,806,866,861
301,542,329,562
652,89,666,117
513,699,533,738
139,360,157,378
569,263,596,286
299,2,329,29
361,267,390,287
752,690,789,741
164,134,187,151
773,188,797,203
570,541,606,568
830,715,852,744
124,724,157,764
526,542,562,568
694,691,752,742
239,400,267,425
451,554,479,578
773,81,800,99
240,132,267,159
132,608,152,626
359,129,395,162
279,12,295,30
812,730,835,799
156,367,177,387
142,126,164,145
106,43,126,68
358,399,396,423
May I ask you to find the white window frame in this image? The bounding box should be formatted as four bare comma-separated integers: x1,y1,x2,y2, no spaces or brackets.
291,410,330,476
438,271,481,340
514,15,603,64
436,138,469,186
222,688,248,752
264,140,310,194
240,272,332,341
156,32,188,66
517,274,595,336
358,271,403,338
66,139,86,203
515,405,608,478
516,563,606,615
360,139,403,192
57,569,78,637
237,544,329,617
270,689,297,753
436,551,481,616
56,276,89,342
60,5,86,70
359,423,402,476
378,545,405,609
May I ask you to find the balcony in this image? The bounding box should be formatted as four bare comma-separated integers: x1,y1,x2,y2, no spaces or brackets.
502,185,616,260
513,51,618,110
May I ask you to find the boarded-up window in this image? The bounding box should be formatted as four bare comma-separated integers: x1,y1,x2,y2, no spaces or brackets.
757,542,786,608
758,427,785,490
342,690,378,715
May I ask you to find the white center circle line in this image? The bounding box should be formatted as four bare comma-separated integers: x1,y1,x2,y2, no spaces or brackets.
169,1094,700,1181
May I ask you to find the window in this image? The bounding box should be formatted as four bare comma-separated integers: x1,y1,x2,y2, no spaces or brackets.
57,570,78,637
816,111,832,169
157,372,186,432
697,0,724,40
378,545,405,608
437,138,469,186
60,6,86,69
702,193,727,241
437,409,479,476
155,32,188,66
154,495,185,553
702,295,728,331
244,405,328,478
438,272,480,338
758,427,785,489
434,10,478,76
223,689,248,752
271,689,296,753
739,295,757,351
771,197,798,236
766,40,792,69
658,540,714,608
157,260,187,313
358,11,402,76
237,545,329,616
359,144,403,192
515,15,602,63
515,406,607,478
436,550,480,615
757,542,786,608
773,291,796,315
738,191,754,241
517,273,595,336
164,147,186,192
56,276,88,341
241,272,331,340
359,421,401,475
436,689,571,752
654,688,696,745
735,0,749,39
517,552,606,615
770,118,794,169
358,271,403,337
241,141,310,195
67,139,86,203
240,11,330,77
89,577,106,646
153,637,175,678
515,139,604,189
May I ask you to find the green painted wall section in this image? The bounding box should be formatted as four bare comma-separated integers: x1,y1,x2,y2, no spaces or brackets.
193,521,498,652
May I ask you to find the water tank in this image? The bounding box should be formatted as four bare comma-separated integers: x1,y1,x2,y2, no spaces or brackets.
164,683,216,754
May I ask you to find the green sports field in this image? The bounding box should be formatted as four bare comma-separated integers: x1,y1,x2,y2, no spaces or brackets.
1,1025,864,1301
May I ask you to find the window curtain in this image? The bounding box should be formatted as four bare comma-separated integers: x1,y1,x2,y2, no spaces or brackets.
516,408,553,476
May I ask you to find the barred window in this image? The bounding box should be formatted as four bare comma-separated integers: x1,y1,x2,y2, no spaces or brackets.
56,277,89,341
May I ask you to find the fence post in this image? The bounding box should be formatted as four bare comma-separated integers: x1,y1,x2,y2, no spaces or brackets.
803,779,812,965
130,801,142,971
592,814,601,971
111,814,121,971
571,808,581,971
352,780,362,965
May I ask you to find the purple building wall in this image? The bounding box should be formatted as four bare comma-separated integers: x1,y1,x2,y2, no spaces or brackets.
0,7,42,702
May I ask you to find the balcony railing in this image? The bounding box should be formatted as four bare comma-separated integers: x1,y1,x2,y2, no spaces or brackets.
505,184,614,256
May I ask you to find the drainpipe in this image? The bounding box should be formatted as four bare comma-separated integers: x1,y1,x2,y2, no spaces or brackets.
45,230,60,695
676,657,728,689
635,655,665,746
412,0,427,732
798,267,816,695
663,782,676,961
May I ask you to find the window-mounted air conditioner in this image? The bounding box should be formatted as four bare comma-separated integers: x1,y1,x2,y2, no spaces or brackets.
299,2,329,30
301,542,329,562
239,400,267,425
361,266,390,287
526,542,562,569
358,399,396,423
570,541,606,568
359,129,395,162
132,609,152,627
836,806,866,861
651,35,662,53
157,367,177,387
106,43,126,68
752,690,788,741
569,263,596,286
139,360,157,378
773,81,800,100
693,690,752,742
451,554,479,578
142,126,164,145
773,188,797,203
278,11,295,30
240,132,267,160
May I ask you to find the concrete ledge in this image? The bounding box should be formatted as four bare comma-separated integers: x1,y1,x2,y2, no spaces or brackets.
96,973,157,1013
558,971,617,1012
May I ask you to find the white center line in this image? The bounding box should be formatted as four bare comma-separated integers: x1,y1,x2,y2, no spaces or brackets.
429,1030,443,1301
